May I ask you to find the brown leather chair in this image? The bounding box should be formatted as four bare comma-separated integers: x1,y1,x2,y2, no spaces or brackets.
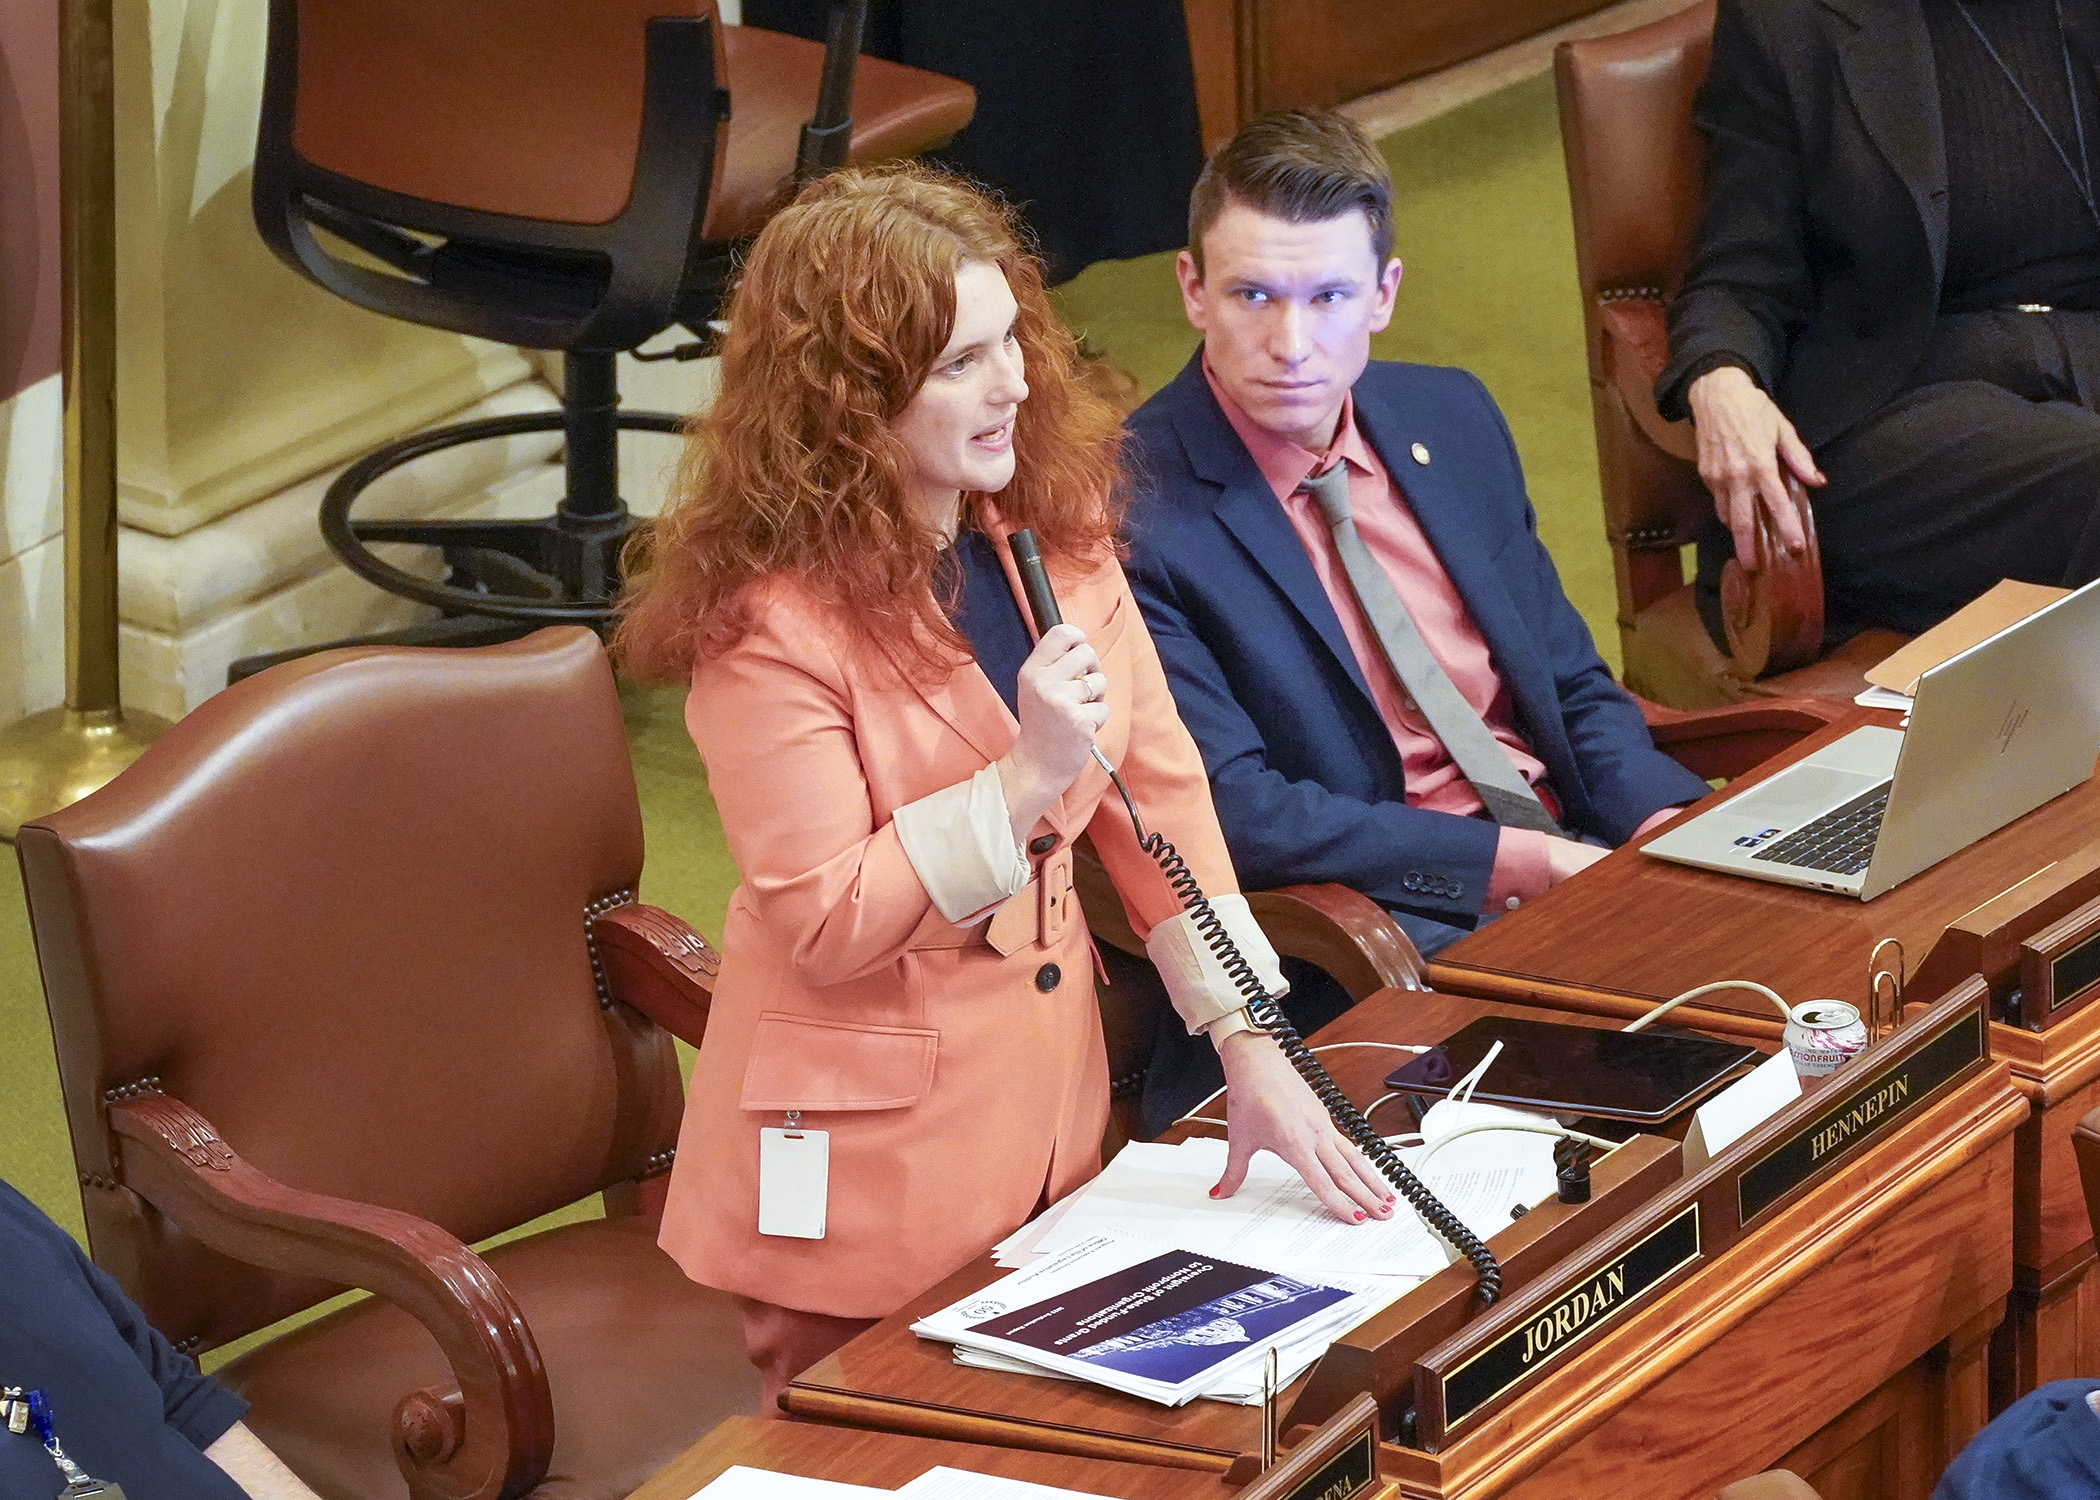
15,629,752,1500
1555,3,1910,709
235,0,977,675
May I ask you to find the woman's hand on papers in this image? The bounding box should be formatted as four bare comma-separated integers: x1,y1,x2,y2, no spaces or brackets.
1213,1033,1396,1224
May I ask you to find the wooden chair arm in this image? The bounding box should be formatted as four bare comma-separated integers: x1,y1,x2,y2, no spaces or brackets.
591,901,717,1048
1599,296,1825,680
1598,297,1697,464
1718,484,1825,678
1637,694,1848,782
107,1090,551,1500
1246,884,1426,999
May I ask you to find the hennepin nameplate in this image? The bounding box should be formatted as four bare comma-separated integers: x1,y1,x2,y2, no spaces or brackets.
1736,1004,1986,1225
1439,1203,1702,1430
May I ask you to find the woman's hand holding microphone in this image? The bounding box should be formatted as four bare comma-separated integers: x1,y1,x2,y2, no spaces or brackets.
996,624,1110,847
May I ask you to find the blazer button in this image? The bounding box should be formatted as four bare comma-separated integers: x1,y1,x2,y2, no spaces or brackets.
1029,834,1058,856
1035,963,1062,992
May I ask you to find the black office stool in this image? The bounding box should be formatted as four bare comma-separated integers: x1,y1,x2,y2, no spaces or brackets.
231,0,974,680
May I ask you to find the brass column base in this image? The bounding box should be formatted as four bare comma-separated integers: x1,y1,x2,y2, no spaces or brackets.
0,705,172,841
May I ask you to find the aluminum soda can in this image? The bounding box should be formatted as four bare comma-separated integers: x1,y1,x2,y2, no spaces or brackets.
1784,1000,1869,1077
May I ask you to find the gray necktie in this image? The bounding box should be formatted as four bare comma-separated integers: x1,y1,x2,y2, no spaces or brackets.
1300,462,1566,838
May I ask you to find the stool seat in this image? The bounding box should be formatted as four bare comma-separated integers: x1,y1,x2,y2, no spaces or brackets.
709,28,977,241
223,1215,758,1500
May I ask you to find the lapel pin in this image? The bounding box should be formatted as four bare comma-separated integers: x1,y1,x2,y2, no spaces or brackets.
1410,442,1431,466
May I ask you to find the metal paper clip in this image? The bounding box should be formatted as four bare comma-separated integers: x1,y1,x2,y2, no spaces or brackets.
1868,938,1906,1040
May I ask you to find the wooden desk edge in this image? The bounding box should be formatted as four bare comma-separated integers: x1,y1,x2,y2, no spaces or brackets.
1420,967,1786,1043
781,1385,1243,1473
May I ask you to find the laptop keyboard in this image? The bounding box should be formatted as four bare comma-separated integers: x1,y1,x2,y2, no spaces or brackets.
1748,783,1892,875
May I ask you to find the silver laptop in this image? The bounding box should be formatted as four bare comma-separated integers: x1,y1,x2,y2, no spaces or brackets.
1643,577,2100,899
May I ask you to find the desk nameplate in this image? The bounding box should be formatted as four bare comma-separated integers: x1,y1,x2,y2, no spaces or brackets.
2016,896,2100,1031
1737,1001,1988,1225
1237,1395,1383,1500
1434,1204,1700,1439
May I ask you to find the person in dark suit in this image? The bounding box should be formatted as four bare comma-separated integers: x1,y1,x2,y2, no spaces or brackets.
1659,0,2100,640
1122,111,1709,1126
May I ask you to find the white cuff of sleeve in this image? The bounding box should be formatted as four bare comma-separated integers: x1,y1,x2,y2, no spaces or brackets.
893,764,1031,925
1144,894,1289,1035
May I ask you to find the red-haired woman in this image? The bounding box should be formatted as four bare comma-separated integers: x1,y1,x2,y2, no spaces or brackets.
618,165,1393,1406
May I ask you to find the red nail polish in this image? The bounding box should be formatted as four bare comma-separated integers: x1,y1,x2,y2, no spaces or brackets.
1209,1186,1223,1199
1354,1209,1366,1222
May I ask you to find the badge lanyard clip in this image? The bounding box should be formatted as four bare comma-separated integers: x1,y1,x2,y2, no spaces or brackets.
3,1386,126,1497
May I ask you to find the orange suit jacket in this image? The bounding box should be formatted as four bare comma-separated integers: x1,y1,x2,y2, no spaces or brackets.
656,509,1246,1318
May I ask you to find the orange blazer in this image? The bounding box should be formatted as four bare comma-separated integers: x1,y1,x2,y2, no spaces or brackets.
656,511,1246,1318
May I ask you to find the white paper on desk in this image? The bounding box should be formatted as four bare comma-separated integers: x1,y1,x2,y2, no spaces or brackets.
990,1191,1080,1268
686,1466,889,1500
1855,685,1912,711
1685,1049,1801,1166
895,1467,1114,1500
1031,1136,1544,1280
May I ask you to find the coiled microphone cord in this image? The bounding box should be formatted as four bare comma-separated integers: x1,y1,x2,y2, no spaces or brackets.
1108,771,1503,1307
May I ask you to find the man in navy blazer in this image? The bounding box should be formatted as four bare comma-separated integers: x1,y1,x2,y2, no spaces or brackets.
1120,113,1705,1119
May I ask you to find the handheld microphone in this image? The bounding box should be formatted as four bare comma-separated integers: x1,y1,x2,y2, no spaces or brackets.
1008,529,1114,779
1007,528,1063,635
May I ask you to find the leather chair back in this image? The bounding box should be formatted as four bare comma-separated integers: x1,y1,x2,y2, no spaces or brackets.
284,0,724,227
1557,0,1717,594
16,629,683,1355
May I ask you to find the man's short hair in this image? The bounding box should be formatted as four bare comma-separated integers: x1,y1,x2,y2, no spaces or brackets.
1187,109,1394,278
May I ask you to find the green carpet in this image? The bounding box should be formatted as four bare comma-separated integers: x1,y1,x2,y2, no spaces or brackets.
0,73,1610,1256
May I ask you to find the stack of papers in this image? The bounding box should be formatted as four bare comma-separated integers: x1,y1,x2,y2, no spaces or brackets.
690,1464,1116,1500
914,1231,1405,1406
995,1133,1556,1281
939,1128,1561,1405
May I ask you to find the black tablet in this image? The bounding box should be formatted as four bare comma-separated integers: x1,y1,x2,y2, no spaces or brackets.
1382,1016,1762,1124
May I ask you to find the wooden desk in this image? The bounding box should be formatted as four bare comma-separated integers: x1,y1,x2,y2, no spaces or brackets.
1427,709,2100,1405
630,1416,1237,1500
787,989,2024,1500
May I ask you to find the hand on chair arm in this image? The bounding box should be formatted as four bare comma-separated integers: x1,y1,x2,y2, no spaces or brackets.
107,1091,552,1500
1686,366,1824,569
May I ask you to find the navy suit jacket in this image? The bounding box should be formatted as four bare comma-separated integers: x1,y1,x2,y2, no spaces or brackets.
1122,353,1710,929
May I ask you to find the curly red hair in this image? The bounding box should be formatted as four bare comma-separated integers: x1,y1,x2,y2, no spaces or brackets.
615,163,1125,682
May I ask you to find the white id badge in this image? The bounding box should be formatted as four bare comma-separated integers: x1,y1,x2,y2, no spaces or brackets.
757,1124,829,1239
